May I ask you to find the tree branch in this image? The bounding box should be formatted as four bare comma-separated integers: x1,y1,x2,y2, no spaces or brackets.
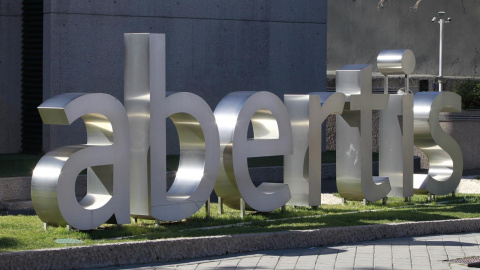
377,0,423,11
412,0,423,10
377,0,387,10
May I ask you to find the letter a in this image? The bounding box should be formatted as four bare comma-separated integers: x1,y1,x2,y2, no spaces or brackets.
32,93,130,230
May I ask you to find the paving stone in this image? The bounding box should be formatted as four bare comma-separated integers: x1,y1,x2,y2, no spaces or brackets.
314,262,335,269
57,232,480,270
236,261,260,268
172,265,196,270
294,257,316,269
216,259,240,268
195,261,219,269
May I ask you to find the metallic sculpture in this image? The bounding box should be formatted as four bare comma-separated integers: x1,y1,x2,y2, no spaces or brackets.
379,94,414,197
124,33,155,218
214,91,293,211
284,93,345,206
336,64,391,201
413,92,463,195
32,93,130,230
150,92,220,221
31,32,466,228
125,33,220,222
377,49,415,95
377,49,415,198
377,49,416,76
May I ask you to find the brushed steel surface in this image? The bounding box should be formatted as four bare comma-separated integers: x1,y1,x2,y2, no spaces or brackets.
377,49,416,75
150,92,220,221
125,33,220,221
379,94,414,197
124,33,156,217
284,92,345,206
336,64,391,201
214,91,292,211
413,92,463,195
33,93,130,230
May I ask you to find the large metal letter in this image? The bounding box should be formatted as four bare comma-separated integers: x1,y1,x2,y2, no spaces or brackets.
336,64,391,201
215,92,292,211
413,92,463,195
150,91,220,221
379,95,414,197
284,93,345,206
32,93,130,230
377,49,415,198
125,33,220,221
124,33,154,217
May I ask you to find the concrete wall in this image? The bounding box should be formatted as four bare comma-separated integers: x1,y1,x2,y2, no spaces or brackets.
327,0,480,77
42,0,327,152
0,1,22,153
326,0,480,170
438,112,480,170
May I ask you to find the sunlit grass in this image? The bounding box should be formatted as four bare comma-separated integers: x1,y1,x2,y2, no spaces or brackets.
0,193,479,252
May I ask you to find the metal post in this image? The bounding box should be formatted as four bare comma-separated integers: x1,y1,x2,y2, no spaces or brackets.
218,197,224,214
240,198,245,219
405,75,409,94
384,75,389,94
432,11,451,92
439,17,444,92
205,198,210,220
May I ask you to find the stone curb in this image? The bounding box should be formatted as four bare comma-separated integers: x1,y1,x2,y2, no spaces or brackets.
1,218,480,270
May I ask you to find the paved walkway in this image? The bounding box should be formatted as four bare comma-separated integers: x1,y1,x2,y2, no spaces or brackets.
96,232,480,270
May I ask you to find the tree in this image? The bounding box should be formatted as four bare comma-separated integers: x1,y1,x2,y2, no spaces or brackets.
377,0,423,10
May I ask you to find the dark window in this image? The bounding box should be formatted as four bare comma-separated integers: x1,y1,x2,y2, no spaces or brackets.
21,0,43,153
419,80,429,92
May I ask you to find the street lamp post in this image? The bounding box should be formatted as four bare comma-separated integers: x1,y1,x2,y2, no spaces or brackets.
432,11,451,92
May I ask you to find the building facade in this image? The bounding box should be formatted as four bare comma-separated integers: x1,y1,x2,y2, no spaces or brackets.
1,0,478,155
1,0,327,154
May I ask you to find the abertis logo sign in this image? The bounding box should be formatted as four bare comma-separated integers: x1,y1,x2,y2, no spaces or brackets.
31,34,462,230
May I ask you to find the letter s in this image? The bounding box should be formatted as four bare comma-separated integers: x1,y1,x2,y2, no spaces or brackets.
413,92,463,195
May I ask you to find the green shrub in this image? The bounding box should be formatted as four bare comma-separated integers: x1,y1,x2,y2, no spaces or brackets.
454,80,480,109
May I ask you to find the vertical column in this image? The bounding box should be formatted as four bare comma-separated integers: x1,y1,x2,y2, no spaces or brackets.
124,33,166,217
336,64,390,202
284,92,345,206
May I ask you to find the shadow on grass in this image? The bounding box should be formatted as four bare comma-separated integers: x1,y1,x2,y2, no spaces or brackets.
449,202,480,214
0,237,20,249
79,203,479,242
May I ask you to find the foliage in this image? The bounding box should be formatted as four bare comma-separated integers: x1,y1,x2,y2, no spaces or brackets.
0,151,369,177
377,0,423,10
454,80,480,110
1,194,480,252
0,154,42,177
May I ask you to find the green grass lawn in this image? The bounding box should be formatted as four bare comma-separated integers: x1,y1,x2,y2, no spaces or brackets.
0,194,479,252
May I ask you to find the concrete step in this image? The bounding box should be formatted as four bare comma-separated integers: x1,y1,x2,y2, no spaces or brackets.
4,199,33,211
